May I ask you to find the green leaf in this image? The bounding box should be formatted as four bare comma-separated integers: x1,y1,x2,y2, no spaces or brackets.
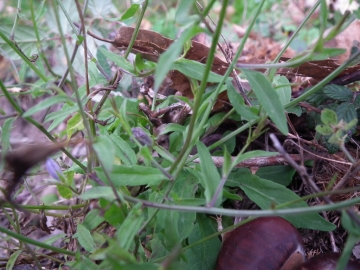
103,3,140,21
99,47,137,74
337,211,360,270
286,105,302,116
0,25,46,60
96,45,112,78
256,165,296,186
321,108,337,125
45,79,93,130
226,79,259,121
134,54,148,72
222,147,231,177
157,210,181,250
236,174,335,231
273,75,291,106
153,145,176,163
109,134,137,166
120,3,140,20
74,34,85,45
83,209,105,231
66,112,84,138
335,234,359,270
344,118,358,131
226,168,252,187
311,48,347,60
6,250,23,270
175,0,199,24
88,61,101,82
80,187,116,200
39,233,67,248
306,87,327,106
22,95,73,117
117,203,144,250
241,69,288,135
104,203,126,227
0,117,14,172
77,256,98,270
354,95,360,107
178,211,196,240
173,59,223,82
223,189,243,200
93,135,116,172
316,124,333,135
319,1,328,35
149,233,169,260
73,224,97,252
95,165,167,186
90,245,135,262
45,103,77,123
171,170,200,198
158,123,186,135
184,214,221,270
154,25,202,92
196,141,221,206
324,84,353,102
341,211,360,237
336,102,357,124
57,184,72,199
112,263,159,270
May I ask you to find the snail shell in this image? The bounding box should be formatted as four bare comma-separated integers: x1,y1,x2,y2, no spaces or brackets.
216,216,305,270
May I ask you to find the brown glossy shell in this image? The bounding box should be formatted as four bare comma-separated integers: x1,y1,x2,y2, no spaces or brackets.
216,217,305,270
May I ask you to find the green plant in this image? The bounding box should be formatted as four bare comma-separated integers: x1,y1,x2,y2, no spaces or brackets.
0,0,360,269
308,84,359,153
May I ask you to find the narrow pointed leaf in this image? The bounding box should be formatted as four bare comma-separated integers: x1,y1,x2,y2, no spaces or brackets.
196,141,221,206
241,69,288,135
23,95,72,117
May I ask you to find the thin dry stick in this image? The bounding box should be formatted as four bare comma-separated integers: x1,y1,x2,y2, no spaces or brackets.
271,134,360,227
271,134,335,204
286,113,305,166
286,139,352,166
270,134,340,252
333,159,360,191
191,154,309,168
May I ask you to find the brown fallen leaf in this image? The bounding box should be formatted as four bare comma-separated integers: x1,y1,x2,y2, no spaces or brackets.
279,57,360,81
89,26,231,109
90,24,360,111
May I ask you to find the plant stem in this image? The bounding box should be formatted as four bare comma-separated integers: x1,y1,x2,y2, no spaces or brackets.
121,191,360,217
169,0,229,175
124,0,149,59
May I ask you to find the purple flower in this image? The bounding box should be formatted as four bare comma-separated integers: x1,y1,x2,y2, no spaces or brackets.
131,127,153,146
46,158,64,181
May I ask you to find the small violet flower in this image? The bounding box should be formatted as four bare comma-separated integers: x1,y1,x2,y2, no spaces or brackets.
131,127,153,146
46,158,64,181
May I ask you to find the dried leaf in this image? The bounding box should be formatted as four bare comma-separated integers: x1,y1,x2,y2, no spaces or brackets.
92,26,230,109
